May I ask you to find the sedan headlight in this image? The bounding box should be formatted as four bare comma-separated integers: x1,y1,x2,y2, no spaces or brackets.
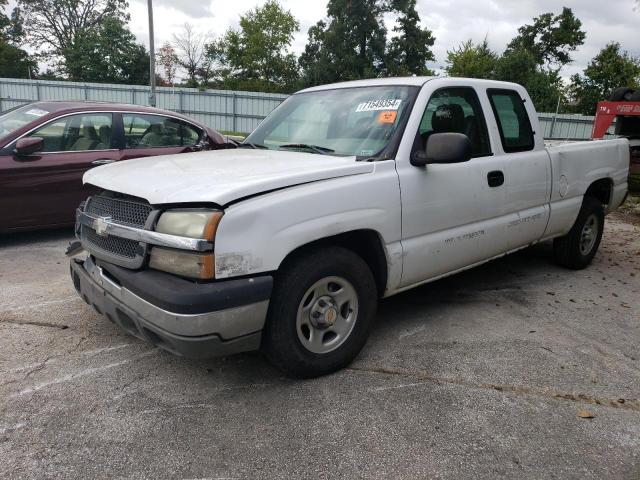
150,209,223,279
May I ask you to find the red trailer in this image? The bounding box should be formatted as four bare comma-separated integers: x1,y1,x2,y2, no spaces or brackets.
592,100,640,186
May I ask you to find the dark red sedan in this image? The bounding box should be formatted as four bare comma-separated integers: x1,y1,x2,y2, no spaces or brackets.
0,101,234,232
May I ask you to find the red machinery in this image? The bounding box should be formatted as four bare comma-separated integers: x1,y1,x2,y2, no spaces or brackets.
592,100,640,181
592,101,640,139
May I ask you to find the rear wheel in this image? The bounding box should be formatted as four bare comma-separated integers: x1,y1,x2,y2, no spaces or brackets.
262,246,377,378
553,196,604,270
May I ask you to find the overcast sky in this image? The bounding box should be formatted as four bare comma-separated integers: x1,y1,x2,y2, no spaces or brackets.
128,0,640,80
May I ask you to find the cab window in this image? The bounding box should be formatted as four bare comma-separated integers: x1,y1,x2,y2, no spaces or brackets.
418,87,491,158
27,113,113,152
487,89,534,152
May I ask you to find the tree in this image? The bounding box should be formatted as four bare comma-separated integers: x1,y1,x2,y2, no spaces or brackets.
570,43,640,115
18,0,128,77
214,0,299,93
495,48,564,112
299,0,388,86
157,43,179,85
445,39,498,79
386,0,435,76
55,15,149,84
173,23,209,87
505,7,585,69
0,1,36,78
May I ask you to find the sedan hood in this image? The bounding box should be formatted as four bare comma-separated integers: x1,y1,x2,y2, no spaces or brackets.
83,148,374,205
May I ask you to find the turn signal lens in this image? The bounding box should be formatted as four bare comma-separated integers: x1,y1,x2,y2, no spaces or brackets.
149,247,215,279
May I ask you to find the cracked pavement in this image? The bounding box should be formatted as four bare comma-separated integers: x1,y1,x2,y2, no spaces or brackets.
1,216,639,479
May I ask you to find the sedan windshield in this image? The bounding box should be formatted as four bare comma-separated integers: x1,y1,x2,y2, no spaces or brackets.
0,104,53,137
245,85,418,158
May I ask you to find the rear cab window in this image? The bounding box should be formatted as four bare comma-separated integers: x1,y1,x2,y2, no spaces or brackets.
487,89,534,153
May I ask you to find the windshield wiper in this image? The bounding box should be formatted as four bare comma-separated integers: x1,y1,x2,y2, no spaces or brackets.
237,142,268,149
279,143,335,155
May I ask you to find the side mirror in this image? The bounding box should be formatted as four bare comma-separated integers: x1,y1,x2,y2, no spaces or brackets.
411,132,472,167
15,137,44,156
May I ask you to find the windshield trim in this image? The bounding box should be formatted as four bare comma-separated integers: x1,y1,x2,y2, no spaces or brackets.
245,84,421,162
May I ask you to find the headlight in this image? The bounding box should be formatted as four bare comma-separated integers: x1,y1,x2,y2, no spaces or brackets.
155,209,223,241
150,209,222,279
149,247,214,279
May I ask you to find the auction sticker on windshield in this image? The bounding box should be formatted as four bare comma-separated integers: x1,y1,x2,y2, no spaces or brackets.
25,108,49,117
356,99,402,112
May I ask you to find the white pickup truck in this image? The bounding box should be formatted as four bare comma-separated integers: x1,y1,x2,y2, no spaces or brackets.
68,77,630,377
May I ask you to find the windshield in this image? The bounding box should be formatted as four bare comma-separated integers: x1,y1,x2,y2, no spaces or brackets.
0,104,53,138
245,85,418,158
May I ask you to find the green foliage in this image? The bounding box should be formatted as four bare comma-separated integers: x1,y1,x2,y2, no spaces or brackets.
386,0,435,76
299,0,388,86
505,7,585,68
445,39,498,79
569,43,640,115
300,0,435,86
17,0,148,82
62,16,149,84
213,0,300,93
0,1,36,78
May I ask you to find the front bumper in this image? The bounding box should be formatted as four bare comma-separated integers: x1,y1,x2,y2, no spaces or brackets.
70,257,272,358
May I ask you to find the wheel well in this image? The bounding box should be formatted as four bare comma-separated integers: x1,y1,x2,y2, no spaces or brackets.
278,230,388,297
584,178,612,206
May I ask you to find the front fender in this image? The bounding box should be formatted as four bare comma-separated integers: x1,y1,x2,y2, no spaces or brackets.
213,161,402,287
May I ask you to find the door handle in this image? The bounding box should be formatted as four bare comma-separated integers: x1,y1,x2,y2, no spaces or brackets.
92,159,115,165
487,170,504,187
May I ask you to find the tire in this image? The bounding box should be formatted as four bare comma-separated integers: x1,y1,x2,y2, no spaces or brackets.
609,87,635,101
553,196,604,270
262,246,377,378
630,90,640,102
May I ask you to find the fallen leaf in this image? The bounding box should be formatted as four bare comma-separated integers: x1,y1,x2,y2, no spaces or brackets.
577,409,595,419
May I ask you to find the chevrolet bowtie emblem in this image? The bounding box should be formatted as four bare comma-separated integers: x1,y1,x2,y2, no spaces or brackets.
94,216,112,237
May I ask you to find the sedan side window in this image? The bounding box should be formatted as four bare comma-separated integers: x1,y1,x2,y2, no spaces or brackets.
418,87,491,158
181,122,203,146
123,114,182,148
27,114,113,152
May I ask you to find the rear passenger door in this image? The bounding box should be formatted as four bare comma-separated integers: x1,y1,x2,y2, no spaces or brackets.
119,113,204,161
487,89,550,251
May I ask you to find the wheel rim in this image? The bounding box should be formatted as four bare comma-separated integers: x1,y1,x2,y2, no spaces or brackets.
579,214,599,256
296,276,359,354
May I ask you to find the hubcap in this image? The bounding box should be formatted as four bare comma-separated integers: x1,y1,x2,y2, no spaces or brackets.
296,276,358,354
579,214,599,256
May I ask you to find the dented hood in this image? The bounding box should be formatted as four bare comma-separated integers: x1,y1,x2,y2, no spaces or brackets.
83,148,374,205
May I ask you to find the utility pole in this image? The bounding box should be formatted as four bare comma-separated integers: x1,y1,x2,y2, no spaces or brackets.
148,0,156,107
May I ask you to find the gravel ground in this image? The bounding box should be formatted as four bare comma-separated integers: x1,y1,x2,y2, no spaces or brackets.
0,216,639,479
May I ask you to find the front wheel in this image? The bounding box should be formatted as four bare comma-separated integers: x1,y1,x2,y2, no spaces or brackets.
553,196,604,270
262,246,377,378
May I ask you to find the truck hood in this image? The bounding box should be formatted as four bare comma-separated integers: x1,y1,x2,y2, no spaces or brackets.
83,148,374,205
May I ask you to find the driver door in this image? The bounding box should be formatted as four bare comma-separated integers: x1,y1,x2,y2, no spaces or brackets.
0,113,119,230
397,86,509,287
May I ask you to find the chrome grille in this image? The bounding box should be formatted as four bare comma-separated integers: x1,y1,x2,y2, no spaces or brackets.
83,227,140,259
86,195,152,228
81,193,153,268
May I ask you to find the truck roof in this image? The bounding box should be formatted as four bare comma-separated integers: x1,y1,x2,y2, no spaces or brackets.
298,76,523,93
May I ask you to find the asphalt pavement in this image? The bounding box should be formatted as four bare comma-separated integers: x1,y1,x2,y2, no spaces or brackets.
1,216,638,479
